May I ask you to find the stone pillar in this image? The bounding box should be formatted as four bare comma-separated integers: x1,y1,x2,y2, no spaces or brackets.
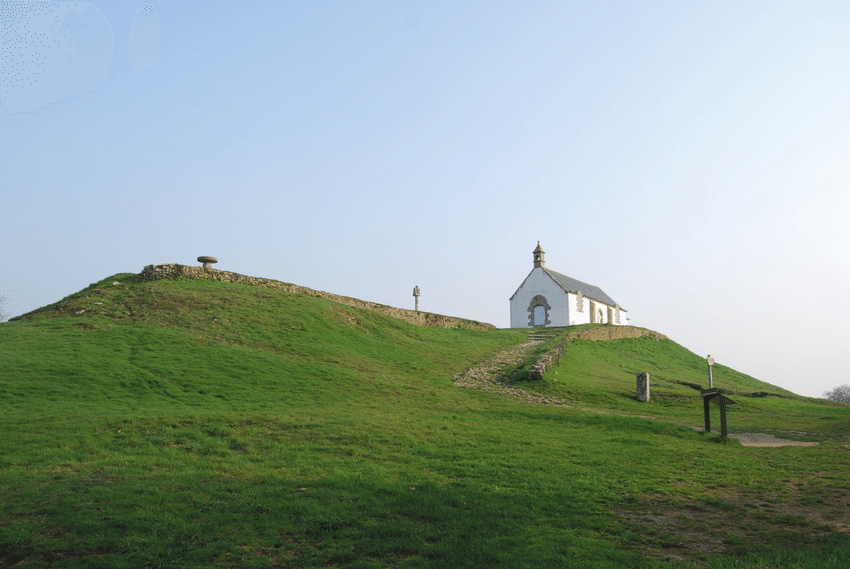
636,372,650,402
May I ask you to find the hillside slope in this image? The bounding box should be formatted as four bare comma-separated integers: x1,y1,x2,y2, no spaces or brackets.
1,273,848,568
534,332,844,434
2,273,521,416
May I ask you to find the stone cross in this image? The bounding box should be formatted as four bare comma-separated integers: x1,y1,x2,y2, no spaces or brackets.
413,286,420,311
707,355,715,389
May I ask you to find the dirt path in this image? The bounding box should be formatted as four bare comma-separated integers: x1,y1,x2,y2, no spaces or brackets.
452,332,570,405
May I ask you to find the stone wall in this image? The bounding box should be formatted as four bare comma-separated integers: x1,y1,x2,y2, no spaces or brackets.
136,264,495,331
564,325,666,342
527,334,571,381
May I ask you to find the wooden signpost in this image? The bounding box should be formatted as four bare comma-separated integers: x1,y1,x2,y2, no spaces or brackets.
700,354,736,437
701,388,736,438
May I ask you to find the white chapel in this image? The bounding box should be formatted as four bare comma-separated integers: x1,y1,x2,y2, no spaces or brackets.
509,242,629,328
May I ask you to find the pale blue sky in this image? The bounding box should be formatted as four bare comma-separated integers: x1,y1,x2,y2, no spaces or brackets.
2,1,849,398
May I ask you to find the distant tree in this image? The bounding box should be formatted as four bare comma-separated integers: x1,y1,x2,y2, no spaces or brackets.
0,294,6,323
824,384,850,404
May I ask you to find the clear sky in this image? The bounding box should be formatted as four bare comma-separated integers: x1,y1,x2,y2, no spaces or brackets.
2,1,849,398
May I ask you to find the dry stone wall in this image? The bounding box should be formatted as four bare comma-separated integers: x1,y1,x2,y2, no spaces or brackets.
564,326,666,342
136,264,494,331
527,335,570,381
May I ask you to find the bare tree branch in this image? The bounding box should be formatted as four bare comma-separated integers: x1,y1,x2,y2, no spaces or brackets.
823,384,850,404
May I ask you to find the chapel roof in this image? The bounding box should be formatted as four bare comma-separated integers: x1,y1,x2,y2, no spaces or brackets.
543,268,622,309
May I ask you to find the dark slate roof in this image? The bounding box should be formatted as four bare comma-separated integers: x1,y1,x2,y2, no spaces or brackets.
544,268,622,309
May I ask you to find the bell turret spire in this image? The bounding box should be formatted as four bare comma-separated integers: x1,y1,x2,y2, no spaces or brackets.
533,241,545,268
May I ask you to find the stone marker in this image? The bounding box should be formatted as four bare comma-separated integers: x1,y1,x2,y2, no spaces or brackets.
413,285,420,311
198,256,218,270
636,372,650,402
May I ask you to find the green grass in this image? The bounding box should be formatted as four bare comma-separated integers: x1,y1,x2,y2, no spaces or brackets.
527,333,850,436
2,274,849,567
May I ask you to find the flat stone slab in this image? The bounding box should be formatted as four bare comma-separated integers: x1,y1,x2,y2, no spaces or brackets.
727,433,819,448
197,256,218,269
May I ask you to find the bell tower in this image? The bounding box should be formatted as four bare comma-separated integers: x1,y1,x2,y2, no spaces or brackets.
533,241,545,268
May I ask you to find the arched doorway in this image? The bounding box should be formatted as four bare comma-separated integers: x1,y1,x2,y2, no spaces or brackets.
527,295,552,328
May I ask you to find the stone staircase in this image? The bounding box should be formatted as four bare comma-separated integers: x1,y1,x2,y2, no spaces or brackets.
453,331,569,406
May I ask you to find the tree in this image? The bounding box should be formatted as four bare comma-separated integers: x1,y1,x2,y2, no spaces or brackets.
823,384,850,404
0,293,13,323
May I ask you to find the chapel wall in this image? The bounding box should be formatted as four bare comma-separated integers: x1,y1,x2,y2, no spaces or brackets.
567,292,591,326
510,269,568,328
569,293,630,327
617,307,629,326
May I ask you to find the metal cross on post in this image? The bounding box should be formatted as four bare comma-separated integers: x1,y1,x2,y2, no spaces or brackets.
413,286,420,311
707,355,715,389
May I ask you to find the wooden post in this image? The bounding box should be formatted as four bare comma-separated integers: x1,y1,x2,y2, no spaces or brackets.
707,355,715,389
720,398,728,438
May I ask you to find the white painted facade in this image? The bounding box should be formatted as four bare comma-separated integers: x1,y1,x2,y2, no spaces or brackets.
509,243,629,329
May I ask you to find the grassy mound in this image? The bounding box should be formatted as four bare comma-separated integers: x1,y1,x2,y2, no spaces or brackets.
522,332,849,436
1,274,848,568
